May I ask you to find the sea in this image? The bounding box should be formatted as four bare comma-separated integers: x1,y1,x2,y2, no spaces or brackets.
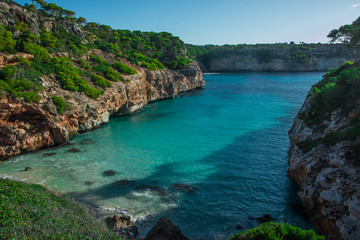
0,72,324,239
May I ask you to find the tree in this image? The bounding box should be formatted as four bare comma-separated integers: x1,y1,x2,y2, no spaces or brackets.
328,16,360,62
34,0,47,8
77,17,87,26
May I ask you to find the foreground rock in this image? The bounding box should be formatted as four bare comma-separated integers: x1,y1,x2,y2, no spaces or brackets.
145,217,189,240
105,215,139,239
288,90,360,239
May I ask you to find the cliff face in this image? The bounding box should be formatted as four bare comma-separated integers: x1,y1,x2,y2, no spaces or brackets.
288,90,360,239
0,63,205,159
194,45,352,72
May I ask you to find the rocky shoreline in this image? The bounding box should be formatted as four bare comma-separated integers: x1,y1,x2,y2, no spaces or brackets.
288,89,360,240
0,62,205,160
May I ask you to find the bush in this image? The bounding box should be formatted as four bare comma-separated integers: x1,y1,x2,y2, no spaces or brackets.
52,95,67,113
0,26,17,54
230,222,324,240
93,74,111,89
23,42,50,62
0,179,121,240
40,28,58,48
112,62,137,75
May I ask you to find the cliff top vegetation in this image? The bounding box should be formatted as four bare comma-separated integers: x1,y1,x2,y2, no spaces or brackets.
0,0,192,103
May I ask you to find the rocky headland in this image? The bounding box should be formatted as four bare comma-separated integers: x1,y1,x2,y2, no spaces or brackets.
288,62,360,239
0,1,205,160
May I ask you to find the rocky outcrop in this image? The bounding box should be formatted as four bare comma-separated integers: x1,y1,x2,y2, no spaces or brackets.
145,217,189,240
105,215,139,239
197,45,353,72
0,62,205,159
288,91,360,240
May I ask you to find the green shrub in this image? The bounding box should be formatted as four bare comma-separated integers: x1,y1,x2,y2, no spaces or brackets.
112,62,137,75
0,26,17,54
298,139,320,153
230,222,324,240
78,59,91,70
323,132,340,146
93,74,111,89
0,179,121,240
15,21,28,32
24,42,50,62
52,57,102,99
103,67,123,82
52,95,67,113
40,28,58,48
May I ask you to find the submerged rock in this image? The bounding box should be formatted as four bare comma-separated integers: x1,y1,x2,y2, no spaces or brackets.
249,214,274,223
111,180,136,188
105,215,139,239
171,183,199,193
84,181,92,186
43,152,56,157
80,138,95,145
103,170,116,176
145,217,189,240
67,148,81,153
135,185,169,197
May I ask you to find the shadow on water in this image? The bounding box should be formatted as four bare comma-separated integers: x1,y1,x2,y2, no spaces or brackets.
71,120,314,240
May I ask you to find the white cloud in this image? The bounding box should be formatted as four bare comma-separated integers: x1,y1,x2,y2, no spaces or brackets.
351,3,360,8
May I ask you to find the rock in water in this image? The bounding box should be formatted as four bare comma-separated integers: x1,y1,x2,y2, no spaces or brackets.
67,148,81,153
111,180,136,188
105,215,139,239
43,152,56,157
145,217,189,240
80,138,95,144
24,167,32,171
172,183,199,193
103,170,116,176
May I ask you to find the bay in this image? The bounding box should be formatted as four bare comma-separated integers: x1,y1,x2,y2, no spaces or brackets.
0,72,324,239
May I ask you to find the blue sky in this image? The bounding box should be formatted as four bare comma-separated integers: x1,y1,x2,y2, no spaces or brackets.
14,0,360,45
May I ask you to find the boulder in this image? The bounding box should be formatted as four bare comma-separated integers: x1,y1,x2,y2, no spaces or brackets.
105,215,139,239
103,170,116,176
145,217,189,240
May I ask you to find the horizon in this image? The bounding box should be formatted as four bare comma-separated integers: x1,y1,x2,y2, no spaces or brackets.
12,0,360,45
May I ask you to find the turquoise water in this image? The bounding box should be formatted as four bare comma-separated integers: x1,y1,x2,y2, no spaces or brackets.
0,72,323,239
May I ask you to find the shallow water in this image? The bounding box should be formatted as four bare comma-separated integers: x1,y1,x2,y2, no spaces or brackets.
0,72,324,239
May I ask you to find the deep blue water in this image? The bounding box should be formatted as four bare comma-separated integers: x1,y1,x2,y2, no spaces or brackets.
0,72,324,239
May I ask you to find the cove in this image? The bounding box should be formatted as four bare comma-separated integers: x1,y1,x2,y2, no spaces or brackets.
0,72,324,239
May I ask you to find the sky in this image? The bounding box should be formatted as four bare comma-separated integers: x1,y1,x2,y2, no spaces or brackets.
13,0,360,45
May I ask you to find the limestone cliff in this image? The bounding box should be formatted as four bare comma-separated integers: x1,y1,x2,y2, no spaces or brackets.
187,44,353,72
288,64,360,239
0,62,204,159
0,1,205,159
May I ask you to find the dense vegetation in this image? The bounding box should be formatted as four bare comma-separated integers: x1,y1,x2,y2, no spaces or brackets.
0,0,192,104
298,61,360,155
230,222,324,240
297,16,360,158
0,178,122,239
186,42,342,68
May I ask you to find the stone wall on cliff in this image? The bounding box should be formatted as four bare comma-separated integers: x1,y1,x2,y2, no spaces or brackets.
0,62,205,159
288,90,360,240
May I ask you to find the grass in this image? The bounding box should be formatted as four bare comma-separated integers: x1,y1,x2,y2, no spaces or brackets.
0,179,122,240
230,222,324,240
